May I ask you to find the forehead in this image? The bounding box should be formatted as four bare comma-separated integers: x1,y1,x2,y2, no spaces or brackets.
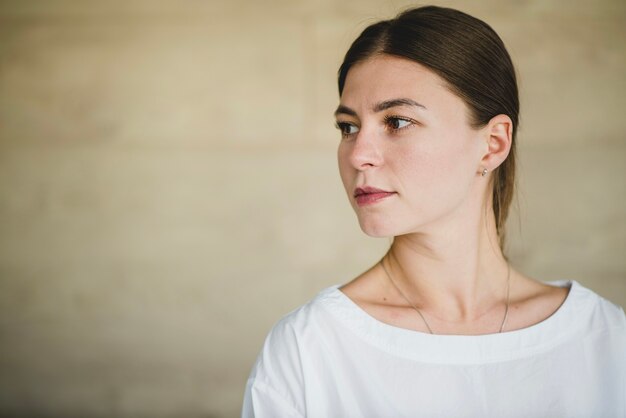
340,55,465,113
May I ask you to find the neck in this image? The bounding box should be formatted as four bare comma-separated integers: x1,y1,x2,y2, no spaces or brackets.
383,207,510,323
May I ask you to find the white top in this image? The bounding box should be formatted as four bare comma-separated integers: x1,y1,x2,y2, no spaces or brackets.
242,280,626,417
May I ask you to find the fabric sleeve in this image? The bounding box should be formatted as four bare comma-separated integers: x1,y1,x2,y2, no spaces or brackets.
241,316,307,417
241,378,305,418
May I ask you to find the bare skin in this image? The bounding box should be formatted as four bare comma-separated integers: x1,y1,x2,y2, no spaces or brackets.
339,261,569,335
335,55,569,335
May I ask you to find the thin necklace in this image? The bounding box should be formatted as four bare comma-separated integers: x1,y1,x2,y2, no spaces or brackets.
380,256,511,334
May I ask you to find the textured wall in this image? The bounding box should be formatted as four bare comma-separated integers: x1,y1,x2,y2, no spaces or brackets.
0,0,624,417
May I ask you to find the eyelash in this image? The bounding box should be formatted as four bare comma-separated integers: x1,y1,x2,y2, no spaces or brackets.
335,122,357,138
335,115,417,139
383,115,417,133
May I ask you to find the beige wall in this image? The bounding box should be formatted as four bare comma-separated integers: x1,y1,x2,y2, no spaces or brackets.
0,0,624,416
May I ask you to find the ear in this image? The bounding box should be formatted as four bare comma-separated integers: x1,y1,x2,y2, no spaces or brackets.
479,114,513,175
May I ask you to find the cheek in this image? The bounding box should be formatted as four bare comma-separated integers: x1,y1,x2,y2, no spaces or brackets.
337,144,354,190
397,138,474,202
394,151,436,186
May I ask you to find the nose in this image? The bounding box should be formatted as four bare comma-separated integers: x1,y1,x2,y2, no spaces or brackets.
348,129,384,170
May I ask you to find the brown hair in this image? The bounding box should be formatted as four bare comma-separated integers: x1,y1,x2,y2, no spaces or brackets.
338,6,519,250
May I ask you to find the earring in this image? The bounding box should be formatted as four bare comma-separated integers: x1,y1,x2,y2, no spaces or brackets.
481,168,488,177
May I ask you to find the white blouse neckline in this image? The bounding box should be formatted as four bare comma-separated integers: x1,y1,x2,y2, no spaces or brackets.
320,280,589,364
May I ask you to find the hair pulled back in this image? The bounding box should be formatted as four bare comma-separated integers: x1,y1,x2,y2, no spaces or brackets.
338,6,519,249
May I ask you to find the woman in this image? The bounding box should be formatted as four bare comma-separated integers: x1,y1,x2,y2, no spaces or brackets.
242,6,626,417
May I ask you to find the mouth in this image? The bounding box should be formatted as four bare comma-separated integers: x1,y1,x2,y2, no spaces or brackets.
354,186,397,206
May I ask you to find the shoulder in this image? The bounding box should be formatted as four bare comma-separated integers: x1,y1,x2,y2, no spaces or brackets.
266,285,340,341
248,285,340,380
499,275,625,334
569,280,626,329
561,280,626,371
540,279,626,339
244,286,340,416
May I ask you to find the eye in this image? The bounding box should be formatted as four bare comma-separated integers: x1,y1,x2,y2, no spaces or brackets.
335,121,360,138
384,115,415,132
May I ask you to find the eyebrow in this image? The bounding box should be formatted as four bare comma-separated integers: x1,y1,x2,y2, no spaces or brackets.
334,98,427,117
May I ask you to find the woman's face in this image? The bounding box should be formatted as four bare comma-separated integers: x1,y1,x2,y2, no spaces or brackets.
336,55,488,237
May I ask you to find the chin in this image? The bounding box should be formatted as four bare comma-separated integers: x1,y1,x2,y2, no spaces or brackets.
357,217,397,238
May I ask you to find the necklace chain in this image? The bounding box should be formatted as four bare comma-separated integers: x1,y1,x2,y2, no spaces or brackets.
380,256,511,335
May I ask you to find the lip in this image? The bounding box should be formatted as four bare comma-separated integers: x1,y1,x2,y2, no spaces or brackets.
354,186,397,206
